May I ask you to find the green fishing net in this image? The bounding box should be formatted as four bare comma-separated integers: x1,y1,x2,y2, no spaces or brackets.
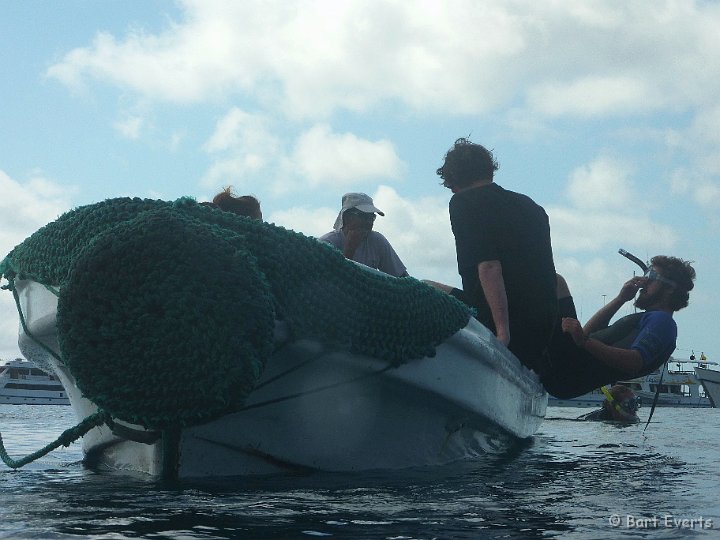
0,197,471,429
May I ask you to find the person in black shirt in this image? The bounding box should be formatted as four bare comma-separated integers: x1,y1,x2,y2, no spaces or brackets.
427,138,558,372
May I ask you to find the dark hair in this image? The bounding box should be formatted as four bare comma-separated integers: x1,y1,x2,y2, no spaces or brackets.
212,187,262,220
651,255,696,311
608,384,639,413
436,138,499,189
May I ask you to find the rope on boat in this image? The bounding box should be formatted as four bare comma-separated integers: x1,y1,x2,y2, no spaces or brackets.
0,411,110,469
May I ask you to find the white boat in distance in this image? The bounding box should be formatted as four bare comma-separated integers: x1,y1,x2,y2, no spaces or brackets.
694,363,720,408
549,358,713,408
0,358,70,405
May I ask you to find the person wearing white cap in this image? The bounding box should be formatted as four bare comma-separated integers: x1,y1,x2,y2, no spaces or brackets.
319,193,408,277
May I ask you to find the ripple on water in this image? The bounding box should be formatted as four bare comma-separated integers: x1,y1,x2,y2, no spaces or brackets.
1,405,720,539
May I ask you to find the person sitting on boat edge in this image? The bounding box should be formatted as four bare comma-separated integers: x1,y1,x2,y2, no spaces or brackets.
578,385,640,422
319,192,408,278
212,187,263,220
425,138,558,373
541,255,696,400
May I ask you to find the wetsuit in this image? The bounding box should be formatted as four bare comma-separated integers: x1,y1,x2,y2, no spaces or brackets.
541,299,677,399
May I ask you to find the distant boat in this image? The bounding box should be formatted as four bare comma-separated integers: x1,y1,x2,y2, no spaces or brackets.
694,363,720,407
0,359,70,405
549,358,713,408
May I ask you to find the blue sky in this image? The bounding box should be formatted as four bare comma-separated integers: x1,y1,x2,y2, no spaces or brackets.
1,0,719,364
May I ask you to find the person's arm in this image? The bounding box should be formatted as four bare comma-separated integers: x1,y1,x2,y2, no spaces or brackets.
377,235,408,277
562,317,643,375
478,260,510,345
583,338,644,374
583,276,646,334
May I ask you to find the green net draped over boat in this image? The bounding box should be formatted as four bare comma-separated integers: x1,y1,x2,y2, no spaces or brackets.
0,197,471,429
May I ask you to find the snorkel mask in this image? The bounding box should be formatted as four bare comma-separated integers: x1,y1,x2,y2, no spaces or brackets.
619,249,677,288
600,386,641,418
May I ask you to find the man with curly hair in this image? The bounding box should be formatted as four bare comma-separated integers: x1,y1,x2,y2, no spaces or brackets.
543,255,696,399
429,138,558,372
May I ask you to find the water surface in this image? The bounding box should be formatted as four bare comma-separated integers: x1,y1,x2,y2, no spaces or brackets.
1,405,718,538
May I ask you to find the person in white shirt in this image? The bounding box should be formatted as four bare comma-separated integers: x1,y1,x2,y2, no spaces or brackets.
319,193,408,278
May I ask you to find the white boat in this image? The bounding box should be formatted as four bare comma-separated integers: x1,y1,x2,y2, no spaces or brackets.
0,358,70,405
694,363,720,408
1,198,547,478
15,278,545,478
549,358,713,408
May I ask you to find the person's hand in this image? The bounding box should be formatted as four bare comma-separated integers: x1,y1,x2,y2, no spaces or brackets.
562,317,587,347
617,276,646,302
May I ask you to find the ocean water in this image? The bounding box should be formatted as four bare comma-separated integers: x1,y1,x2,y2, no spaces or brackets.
1,405,718,539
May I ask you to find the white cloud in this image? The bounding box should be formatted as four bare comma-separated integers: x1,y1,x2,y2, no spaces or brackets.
672,105,720,183
45,1,720,119
267,206,337,239
200,108,281,189
203,108,275,153
0,294,23,361
0,170,75,360
670,168,692,196
665,103,720,209
114,115,144,139
549,155,678,253
0,171,74,256
693,181,720,208
527,76,662,118
291,125,404,188
566,157,635,210
370,186,457,284
548,206,677,253
168,131,185,152
201,115,404,193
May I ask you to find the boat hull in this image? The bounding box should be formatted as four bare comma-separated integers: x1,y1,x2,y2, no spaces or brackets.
16,279,547,478
694,366,720,408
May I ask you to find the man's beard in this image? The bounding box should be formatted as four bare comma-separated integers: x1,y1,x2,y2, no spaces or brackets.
634,287,664,310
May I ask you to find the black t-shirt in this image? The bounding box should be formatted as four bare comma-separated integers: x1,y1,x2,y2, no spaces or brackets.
449,183,557,368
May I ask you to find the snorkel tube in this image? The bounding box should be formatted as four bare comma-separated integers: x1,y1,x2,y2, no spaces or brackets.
618,248,648,273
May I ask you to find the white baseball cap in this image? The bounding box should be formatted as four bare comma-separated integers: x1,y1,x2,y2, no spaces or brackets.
333,193,384,230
